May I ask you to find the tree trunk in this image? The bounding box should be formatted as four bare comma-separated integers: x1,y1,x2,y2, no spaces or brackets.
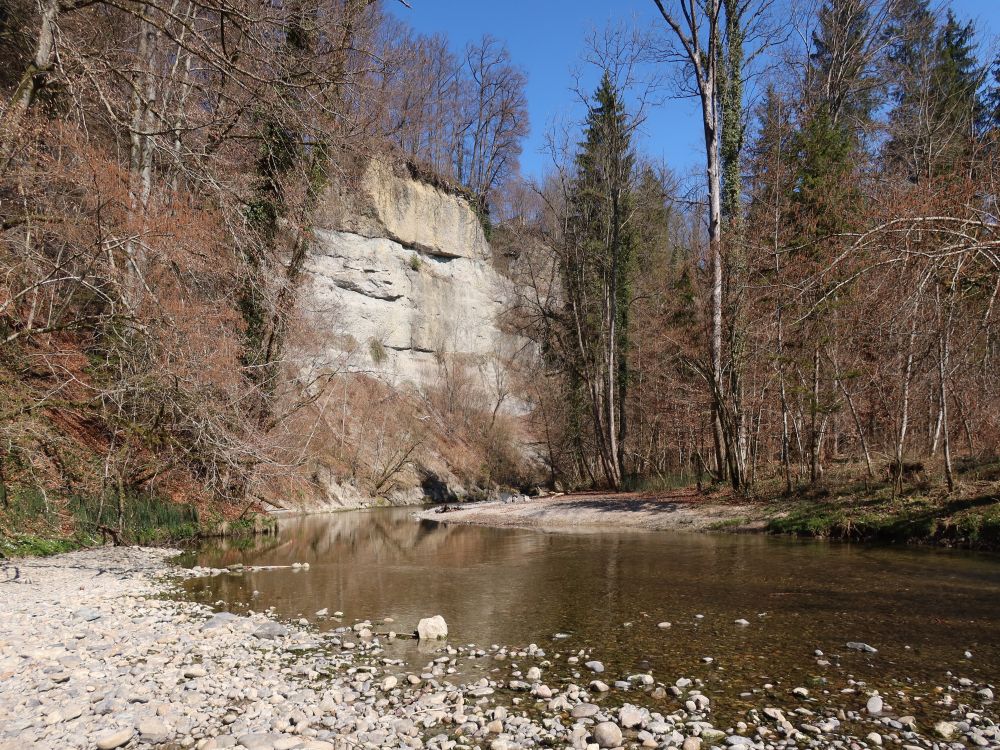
2,0,60,165
894,309,920,493
810,345,822,484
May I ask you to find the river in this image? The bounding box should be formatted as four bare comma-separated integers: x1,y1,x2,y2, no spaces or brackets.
182,507,1000,728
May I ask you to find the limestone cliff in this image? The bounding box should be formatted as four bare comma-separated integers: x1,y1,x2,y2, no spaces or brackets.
306,161,512,389
283,161,535,511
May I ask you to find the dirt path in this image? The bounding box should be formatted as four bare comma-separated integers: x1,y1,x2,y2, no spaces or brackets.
418,490,765,533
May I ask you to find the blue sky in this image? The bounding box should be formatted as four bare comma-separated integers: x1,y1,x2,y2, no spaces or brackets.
389,0,1000,182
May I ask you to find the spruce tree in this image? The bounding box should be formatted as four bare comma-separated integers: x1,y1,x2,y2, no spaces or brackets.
560,73,637,488
885,7,981,181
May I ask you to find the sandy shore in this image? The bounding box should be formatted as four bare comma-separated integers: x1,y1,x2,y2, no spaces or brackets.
418,491,765,533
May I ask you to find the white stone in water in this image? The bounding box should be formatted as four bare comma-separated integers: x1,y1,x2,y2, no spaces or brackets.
315,608,328,617
526,666,541,681
572,703,600,719
793,687,809,698
866,695,883,715
417,615,448,640
846,641,878,653
867,732,884,746
735,618,750,626
658,622,672,629
585,660,605,673
533,684,553,699
381,675,398,691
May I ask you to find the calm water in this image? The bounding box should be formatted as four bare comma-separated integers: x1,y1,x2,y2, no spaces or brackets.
183,508,1000,724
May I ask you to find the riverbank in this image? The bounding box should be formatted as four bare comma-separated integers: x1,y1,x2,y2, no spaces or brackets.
0,487,278,559
1,546,997,750
422,483,1000,550
419,491,764,533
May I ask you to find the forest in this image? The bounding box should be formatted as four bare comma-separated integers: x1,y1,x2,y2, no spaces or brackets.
1,0,999,551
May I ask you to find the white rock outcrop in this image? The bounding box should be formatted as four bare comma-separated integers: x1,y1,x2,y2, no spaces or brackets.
305,161,514,390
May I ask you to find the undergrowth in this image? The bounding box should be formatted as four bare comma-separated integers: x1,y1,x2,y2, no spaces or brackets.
0,485,269,558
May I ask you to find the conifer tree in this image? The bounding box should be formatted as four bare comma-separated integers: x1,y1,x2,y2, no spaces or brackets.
560,73,637,488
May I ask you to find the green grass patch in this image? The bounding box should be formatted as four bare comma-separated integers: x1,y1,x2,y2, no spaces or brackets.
764,488,1000,549
707,516,750,531
1,484,274,558
0,533,88,558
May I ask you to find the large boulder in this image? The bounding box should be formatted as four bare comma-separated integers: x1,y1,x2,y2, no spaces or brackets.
417,615,448,640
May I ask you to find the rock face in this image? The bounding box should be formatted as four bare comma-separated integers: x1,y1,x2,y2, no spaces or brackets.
306,161,515,390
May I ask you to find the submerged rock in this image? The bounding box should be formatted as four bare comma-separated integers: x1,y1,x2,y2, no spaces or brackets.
846,641,878,653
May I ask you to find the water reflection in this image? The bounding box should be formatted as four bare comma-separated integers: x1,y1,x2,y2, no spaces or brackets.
185,508,1000,723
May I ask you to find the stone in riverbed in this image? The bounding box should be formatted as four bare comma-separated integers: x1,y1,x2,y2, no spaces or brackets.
590,680,610,693
619,705,645,729
793,687,809,698
934,721,957,739
867,732,884,746
846,641,878,653
658,622,672,629
73,607,102,622
978,687,994,701
593,722,623,749
417,615,448,640
572,703,600,718
138,717,170,743
96,728,134,749
866,695,884,715
526,666,541,681
201,612,242,630
585,660,605,673
253,622,289,640
682,738,702,750
238,734,287,750
533,684,553,699
700,729,727,744
381,675,398,691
